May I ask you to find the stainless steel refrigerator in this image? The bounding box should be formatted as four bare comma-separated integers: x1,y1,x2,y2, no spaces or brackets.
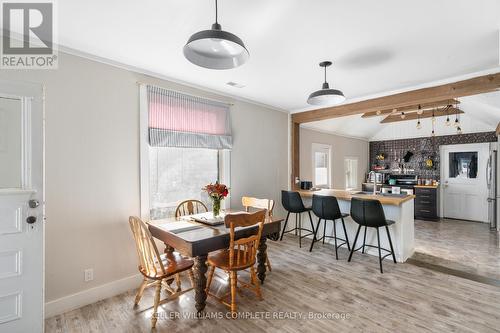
488,142,498,231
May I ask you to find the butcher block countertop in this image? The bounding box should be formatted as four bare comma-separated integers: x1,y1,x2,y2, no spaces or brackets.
414,185,439,189
298,189,415,206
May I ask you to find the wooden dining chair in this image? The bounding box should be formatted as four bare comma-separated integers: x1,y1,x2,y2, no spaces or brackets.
242,196,274,271
206,210,267,315
128,216,195,328
175,199,208,218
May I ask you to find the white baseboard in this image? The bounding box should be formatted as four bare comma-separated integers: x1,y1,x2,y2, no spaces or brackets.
44,273,142,318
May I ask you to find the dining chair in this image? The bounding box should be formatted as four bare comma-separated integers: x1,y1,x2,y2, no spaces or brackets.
175,199,208,218
242,196,274,271
206,210,266,315
129,216,195,328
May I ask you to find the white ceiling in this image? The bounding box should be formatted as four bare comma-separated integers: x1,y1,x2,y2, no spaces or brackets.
303,91,500,141
58,0,500,112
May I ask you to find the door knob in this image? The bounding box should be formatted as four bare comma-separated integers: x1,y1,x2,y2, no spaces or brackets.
29,199,40,208
26,216,37,224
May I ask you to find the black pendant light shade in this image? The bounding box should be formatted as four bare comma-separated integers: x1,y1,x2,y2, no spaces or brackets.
183,0,249,70
307,61,345,105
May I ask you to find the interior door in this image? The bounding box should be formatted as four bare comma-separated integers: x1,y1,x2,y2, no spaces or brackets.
0,81,44,332
441,143,489,222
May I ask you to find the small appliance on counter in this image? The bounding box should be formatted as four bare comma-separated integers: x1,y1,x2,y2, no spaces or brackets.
366,172,387,184
300,181,313,190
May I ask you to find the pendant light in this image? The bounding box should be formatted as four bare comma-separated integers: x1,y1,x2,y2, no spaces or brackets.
416,113,422,129
307,61,345,105
183,0,249,69
445,105,451,126
417,104,423,115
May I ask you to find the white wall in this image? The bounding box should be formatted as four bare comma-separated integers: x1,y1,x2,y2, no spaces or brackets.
299,127,369,190
0,52,289,312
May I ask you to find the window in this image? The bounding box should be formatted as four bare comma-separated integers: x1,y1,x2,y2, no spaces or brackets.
449,152,478,179
312,143,331,188
149,147,219,219
344,158,358,190
140,85,232,220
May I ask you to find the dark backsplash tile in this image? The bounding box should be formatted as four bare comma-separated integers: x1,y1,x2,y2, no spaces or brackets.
369,132,497,181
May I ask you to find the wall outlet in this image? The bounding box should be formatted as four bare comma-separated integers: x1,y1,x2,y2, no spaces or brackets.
84,268,94,282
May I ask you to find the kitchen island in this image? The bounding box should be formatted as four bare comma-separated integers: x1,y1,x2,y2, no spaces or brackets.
299,189,415,262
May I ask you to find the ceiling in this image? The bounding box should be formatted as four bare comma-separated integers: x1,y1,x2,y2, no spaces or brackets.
303,91,500,141
58,0,500,112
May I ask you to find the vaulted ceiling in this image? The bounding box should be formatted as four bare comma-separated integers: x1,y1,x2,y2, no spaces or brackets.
58,0,500,113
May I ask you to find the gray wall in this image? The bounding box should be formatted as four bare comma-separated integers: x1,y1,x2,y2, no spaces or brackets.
300,128,369,189
0,52,289,303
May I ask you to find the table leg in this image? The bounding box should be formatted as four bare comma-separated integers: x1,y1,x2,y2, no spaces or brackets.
193,254,208,314
257,236,267,284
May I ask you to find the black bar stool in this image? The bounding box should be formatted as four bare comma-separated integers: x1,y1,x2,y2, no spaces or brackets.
309,195,351,258
280,190,315,248
347,197,396,273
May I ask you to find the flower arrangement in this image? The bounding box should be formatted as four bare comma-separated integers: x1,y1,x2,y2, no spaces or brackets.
203,182,229,217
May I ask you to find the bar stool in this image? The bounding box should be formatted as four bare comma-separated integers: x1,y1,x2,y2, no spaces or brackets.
309,195,351,258
347,197,396,273
280,190,315,248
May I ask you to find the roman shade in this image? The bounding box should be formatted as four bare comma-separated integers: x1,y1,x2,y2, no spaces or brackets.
147,85,232,149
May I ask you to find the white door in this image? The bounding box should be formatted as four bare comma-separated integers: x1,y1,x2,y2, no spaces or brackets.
0,80,44,333
441,143,489,222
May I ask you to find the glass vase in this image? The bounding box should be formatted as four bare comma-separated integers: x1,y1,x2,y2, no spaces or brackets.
212,197,221,217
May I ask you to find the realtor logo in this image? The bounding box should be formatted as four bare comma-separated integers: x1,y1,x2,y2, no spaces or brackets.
1,1,58,69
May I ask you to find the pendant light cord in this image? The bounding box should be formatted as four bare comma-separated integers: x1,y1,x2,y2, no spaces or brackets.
324,65,327,84
215,0,218,24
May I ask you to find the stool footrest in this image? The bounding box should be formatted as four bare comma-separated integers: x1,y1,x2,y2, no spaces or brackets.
353,244,392,254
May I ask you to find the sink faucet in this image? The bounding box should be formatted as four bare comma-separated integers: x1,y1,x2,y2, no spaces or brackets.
369,171,377,195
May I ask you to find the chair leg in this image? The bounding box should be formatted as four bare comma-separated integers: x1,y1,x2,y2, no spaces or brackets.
294,213,298,236
333,220,338,260
386,225,397,263
299,213,302,248
134,277,148,305
348,225,362,262
362,226,367,254
175,273,182,292
250,266,262,300
307,211,315,234
266,257,272,272
206,265,216,293
151,280,162,328
230,271,237,315
322,218,327,244
279,212,290,241
188,269,195,288
309,218,322,252
377,227,383,273
341,217,351,251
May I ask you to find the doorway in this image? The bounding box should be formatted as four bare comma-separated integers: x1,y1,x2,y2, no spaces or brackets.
0,81,44,332
440,143,490,222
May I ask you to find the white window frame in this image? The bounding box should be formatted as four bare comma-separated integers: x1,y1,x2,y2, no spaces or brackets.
139,84,231,221
344,157,359,191
311,143,332,188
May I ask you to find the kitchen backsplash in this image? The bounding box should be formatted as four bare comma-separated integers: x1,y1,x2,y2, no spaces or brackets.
369,131,497,180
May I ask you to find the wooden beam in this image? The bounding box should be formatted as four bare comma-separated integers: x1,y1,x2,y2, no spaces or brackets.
291,122,300,189
361,99,459,118
292,73,500,124
496,122,500,136
380,107,463,124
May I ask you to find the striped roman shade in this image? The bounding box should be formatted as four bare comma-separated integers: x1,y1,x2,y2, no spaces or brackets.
147,85,233,149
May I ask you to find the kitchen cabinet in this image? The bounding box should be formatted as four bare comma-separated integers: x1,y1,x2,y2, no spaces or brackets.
414,186,439,221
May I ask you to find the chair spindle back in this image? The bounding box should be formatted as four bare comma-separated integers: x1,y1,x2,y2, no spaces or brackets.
129,216,165,278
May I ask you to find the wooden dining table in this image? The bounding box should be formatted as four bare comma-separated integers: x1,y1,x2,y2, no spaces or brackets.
147,209,283,313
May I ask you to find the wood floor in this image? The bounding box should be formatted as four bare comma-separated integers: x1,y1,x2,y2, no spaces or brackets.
46,236,500,333
413,218,500,281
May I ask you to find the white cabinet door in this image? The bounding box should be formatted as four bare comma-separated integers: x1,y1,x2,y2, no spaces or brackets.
441,143,489,222
0,81,44,333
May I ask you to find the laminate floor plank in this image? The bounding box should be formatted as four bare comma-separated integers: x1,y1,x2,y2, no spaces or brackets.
46,236,500,333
